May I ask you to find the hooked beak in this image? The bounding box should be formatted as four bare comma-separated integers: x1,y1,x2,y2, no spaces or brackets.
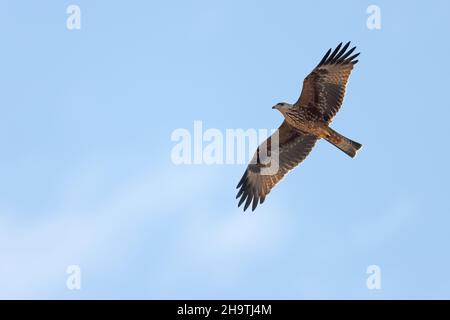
272,105,277,109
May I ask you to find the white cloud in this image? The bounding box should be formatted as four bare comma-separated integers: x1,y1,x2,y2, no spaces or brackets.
0,162,288,298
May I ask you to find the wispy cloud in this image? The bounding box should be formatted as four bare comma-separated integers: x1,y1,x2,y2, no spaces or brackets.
0,162,288,299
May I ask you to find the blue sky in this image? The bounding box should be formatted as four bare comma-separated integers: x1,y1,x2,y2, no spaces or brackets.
0,1,449,299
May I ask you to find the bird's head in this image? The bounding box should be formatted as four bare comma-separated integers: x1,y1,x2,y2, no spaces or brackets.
272,102,293,114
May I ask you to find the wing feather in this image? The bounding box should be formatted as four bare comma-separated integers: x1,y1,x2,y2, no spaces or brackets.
295,42,359,122
236,121,317,211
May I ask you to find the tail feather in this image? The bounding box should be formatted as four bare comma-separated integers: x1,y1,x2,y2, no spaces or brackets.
325,128,362,158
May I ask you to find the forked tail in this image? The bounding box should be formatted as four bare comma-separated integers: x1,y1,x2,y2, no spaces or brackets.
324,127,362,158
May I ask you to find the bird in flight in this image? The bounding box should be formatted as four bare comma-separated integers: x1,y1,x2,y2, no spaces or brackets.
236,42,362,211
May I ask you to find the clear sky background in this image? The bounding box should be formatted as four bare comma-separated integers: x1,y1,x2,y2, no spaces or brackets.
0,1,449,299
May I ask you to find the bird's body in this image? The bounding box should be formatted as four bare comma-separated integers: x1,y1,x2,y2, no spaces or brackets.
236,42,362,211
282,105,328,136
277,103,362,157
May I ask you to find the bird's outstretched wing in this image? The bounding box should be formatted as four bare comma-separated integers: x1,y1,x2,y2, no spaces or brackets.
236,121,317,211
295,42,360,122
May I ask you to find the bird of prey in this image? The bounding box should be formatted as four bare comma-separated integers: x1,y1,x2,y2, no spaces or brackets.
236,42,362,212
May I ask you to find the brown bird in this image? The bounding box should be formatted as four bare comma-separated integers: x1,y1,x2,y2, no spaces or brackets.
236,42,362,211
